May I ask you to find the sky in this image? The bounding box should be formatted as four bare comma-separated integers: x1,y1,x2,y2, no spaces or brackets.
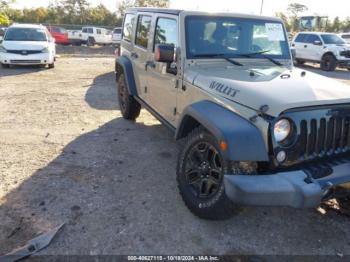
12,0,350,19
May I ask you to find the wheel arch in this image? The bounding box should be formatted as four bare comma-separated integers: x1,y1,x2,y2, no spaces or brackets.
322,51,337,60
175,100,269,162
115,55,138,96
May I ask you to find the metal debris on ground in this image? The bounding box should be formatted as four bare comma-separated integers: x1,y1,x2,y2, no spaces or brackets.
0,223,65,262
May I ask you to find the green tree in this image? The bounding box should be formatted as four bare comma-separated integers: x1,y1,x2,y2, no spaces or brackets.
286,3,308,32
275,12,291,32
0,12,9,25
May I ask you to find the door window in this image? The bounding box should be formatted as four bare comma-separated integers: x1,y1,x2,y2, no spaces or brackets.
154,17,177,50
123,14,135,41
135,15,152,49
82,28,87,33
87,28,93,34
305,34,321,43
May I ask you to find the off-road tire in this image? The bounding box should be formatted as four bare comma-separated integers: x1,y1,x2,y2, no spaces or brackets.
48,63,55,69
87,37,96,47
347,68,350,71
177,127,237,220
1,63,10,68
321,54,337,71
296,59,305,65
117,73,141,120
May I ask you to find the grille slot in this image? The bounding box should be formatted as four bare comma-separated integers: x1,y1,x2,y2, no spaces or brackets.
10,60,41,64
7,50,42,55
299,116,350,159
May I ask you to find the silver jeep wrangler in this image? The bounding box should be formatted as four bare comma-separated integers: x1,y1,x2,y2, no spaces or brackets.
115,8,350,219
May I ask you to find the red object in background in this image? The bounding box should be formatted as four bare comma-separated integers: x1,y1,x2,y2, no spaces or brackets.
47,26,69,45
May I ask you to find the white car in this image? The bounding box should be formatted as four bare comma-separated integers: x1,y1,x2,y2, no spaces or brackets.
339,33,350,44
0,24,56,68
291,32,350,71
81,27,112,46
112,27,122,45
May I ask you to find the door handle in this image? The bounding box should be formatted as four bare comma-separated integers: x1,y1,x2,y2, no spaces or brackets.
304,45,307,48
145,61,156,70
131,52,139,59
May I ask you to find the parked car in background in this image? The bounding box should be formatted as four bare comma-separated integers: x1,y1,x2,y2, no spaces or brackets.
67,30,83,45
339,33,350,44
81,27,112,46
292,32,350,71
112,27,122,45
47,26,69,45
0,27,7,41
0,24,56,68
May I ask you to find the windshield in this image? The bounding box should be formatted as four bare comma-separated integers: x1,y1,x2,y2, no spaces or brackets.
114,28,122,34
185,16,290,60
4,27,47,42
321,34,345,44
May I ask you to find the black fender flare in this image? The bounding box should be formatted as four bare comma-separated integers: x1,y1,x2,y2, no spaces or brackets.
175,100,269,162
115,55,138,96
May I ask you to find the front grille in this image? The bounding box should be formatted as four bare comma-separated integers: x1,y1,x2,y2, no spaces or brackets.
273,105,350,166
340,50,350,58
10,60,41,64
7,50,43,55
299,116,350,159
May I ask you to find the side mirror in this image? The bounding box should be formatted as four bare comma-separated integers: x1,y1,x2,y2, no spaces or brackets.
314,40,322,46
155,44,175,63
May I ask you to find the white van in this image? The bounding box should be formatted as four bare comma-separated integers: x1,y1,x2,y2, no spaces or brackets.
0,24,56,68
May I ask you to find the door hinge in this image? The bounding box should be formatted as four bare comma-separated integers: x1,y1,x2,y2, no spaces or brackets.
175,79,179,89
144,86,148,93
173,107,177,116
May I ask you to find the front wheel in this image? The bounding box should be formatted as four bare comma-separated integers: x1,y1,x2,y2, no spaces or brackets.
1,63,10,68
48,63,55,69
177,127,238,220
296,59,305,65
321,54,337,71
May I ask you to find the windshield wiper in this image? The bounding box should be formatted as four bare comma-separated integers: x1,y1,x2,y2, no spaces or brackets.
238,50,283,67
193,54,243,66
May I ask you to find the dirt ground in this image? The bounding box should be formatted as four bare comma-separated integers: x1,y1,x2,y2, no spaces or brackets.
0,57,350,256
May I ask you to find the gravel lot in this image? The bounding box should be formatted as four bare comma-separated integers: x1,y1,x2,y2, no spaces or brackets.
0,57,350,256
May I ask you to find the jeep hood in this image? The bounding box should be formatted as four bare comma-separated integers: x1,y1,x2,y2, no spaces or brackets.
185,65,350,117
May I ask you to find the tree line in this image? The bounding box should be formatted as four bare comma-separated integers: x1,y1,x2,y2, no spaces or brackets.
276,3,350,32
0,0,169,27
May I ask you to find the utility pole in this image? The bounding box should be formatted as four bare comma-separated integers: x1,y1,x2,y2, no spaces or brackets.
260,0,264,15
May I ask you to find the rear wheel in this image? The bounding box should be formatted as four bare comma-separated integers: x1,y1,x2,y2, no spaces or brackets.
117,73,141,120
347,68,350,71
177,127,240,220
321,54,337,71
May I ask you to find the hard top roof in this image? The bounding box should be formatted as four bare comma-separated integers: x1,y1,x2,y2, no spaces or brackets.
126,8,282,22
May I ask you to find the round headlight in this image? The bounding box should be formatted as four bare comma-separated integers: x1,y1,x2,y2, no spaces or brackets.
274,119,291,143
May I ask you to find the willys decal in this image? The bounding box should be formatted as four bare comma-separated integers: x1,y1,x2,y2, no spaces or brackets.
209,81,240,98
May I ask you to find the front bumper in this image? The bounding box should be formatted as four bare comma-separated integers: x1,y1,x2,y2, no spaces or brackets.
337,58,350,67
224,162,350,208
0,52,54,65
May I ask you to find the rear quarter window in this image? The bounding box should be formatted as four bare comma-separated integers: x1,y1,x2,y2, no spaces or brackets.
123,14,135,41
294,33,307,43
